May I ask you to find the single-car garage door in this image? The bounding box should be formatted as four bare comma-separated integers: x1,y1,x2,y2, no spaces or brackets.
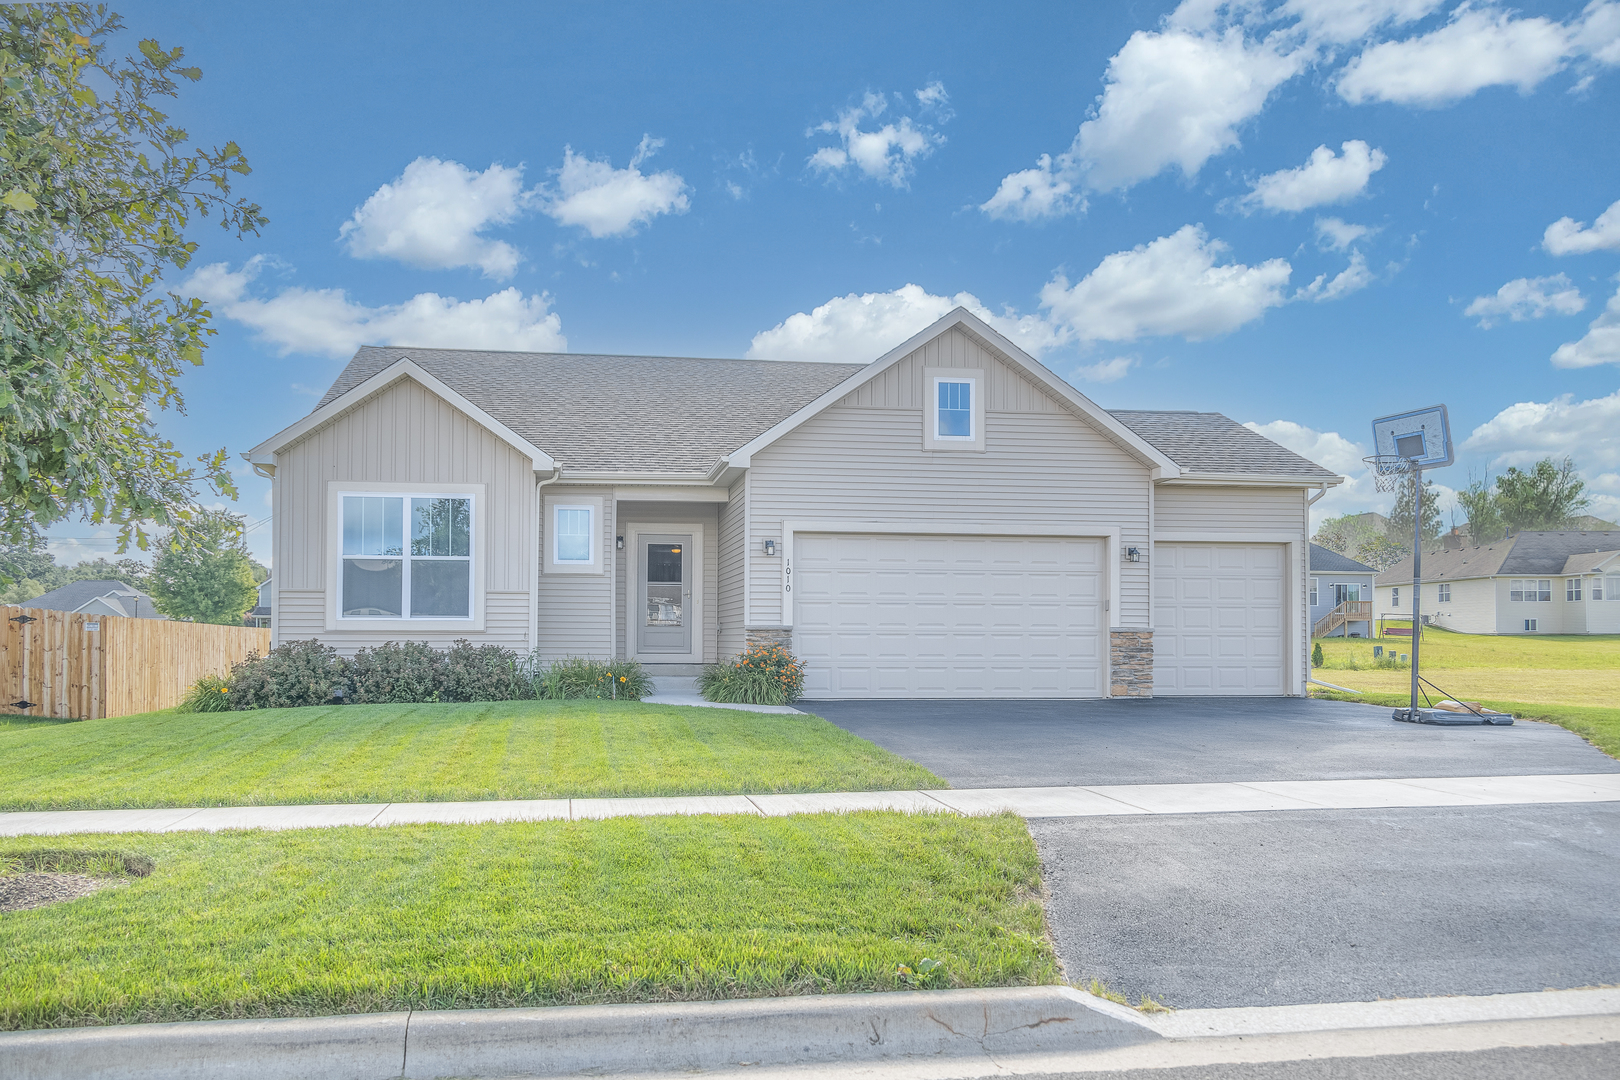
1154,542,1288,695
794,534,1104,698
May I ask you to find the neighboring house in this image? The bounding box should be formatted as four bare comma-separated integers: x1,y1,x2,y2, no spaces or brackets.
1375,531,1620,635
246,308,1341,699
246,577,272,628
1309,544,1376,638
26,579,167,620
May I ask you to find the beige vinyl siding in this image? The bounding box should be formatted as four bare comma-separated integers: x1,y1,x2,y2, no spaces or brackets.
1495,576,1568,634
536,487,615,659
272,376,535,649
1589,581,1620,633
1153,485,1309,695
717,476,747,657
746,332,1151,628
1426,576,1498,634
614,501,720,662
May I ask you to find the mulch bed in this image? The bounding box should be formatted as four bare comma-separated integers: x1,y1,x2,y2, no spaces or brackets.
0,872,121,913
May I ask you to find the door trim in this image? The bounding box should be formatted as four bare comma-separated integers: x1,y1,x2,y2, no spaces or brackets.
625,522,704,663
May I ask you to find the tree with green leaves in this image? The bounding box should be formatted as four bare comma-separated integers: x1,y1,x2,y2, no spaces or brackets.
1311,513,1409,571
0,5,266,571
1455,474,1506,544
146,510,257,624
1496,457,1589,533
1386,472,1443,548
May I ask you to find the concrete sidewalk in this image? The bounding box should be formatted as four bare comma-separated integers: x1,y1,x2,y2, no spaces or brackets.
3,772,1618,836
2,985,1615,1080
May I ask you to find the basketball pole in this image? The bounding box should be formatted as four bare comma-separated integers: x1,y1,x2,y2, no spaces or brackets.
1410,464,1422,717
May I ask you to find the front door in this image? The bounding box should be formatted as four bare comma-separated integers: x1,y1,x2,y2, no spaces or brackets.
637,533,692,654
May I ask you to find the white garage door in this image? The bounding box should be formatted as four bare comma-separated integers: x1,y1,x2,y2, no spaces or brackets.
793,534,1104,698
1154,542,1288,696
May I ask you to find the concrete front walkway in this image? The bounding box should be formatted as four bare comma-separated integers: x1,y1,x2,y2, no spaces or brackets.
3,772,1617,836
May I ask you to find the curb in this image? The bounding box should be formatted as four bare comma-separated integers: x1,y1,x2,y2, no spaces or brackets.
0,986,1157,1080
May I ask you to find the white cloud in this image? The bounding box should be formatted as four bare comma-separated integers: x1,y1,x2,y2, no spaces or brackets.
1464,274,1586,327
1551,278,1620,368
1336,5,1581,106
338,158,527,279
978,154,1085,222
1075,24,1305,192
1315,216,1374,251
1238,140,1387,213
1543,196,1620,254
187,256,567,359
1244,420,1368,474
1296,249,1375,302
1074,357,1136,383
746,284,1058,364
539,136,689,238
1039,224,1293,342
1464,386,1620,471
808,88,947,189
1277,0,1444,44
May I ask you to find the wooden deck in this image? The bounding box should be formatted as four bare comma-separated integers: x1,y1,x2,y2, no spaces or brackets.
1313,600,1373,638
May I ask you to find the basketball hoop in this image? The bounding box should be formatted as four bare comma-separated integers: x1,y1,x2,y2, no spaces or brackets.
1363,453,1415,493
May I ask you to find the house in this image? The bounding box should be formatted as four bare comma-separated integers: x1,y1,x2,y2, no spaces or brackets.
1309,544,1376,638
26,580,166,620
246,577,272,628
1375,531,1620,635
246,308,1342,698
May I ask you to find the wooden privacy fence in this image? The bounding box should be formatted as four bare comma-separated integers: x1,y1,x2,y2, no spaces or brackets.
2,605,271,720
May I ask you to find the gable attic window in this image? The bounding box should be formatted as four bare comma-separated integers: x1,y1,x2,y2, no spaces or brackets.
922,367,985,452
935,379,974,439
341,495,472,619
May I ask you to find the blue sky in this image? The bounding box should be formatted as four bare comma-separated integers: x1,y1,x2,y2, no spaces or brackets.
51,0,1620,566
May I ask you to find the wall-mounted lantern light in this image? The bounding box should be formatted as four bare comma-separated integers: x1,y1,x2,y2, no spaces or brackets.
1125,547,1141,563
763,538,777,556
615,536,625,551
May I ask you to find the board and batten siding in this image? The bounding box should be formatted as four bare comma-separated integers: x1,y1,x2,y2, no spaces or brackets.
745,330,1152,628
1154,484,1310,694
717,477,747,658
273,376,534,652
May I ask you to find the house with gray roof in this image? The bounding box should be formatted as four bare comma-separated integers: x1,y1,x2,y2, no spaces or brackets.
247,308,1342,698
1375,531,1620,635
1309,544,1376,638
27,580,166,620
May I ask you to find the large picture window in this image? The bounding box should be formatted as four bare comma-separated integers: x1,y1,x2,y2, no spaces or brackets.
341,494,472,619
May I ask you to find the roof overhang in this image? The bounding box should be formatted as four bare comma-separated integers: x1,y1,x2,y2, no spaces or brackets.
244,357,557,473
1159,472,1344,488
725,308,1182,476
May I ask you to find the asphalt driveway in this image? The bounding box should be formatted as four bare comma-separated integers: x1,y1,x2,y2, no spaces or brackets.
804,697,1620,1008
801,697,1618,787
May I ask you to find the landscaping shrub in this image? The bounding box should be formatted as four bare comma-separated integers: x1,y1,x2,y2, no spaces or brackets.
228,640,345,710
701,643,805,705
1312,642,1324,668
442,640,532,702
534,656,653,700
346,641,445,704
174,673,233,713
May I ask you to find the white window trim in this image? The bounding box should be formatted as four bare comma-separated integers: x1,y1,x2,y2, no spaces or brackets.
921,367,985,452
325,481,485,632
1437,582,1451,603
1309,577,1318,606
544,495,605,575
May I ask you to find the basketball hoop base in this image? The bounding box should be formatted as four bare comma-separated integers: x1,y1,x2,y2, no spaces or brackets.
1393,707,1514,726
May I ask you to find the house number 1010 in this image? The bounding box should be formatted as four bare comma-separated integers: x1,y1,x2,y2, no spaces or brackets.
784,557,792,593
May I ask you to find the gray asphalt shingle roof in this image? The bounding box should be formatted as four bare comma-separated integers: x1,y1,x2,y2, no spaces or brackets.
310,348,1337,480
27,580,164,619
1107,411,1338,478
1309,544,1377,574
1375,531,1620,584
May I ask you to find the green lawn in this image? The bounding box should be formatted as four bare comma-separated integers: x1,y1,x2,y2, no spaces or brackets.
0,701,943,811
0,813,1059,1030
1312,628,1620,758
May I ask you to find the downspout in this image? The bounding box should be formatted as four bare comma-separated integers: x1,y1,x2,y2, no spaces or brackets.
1302,483,1328,695
531,465,562,658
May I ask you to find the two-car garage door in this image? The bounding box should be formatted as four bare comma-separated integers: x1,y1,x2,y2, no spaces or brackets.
793,534,1104,698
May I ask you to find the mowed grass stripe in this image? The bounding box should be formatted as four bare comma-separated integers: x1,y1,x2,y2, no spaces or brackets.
0,813,1059,1030
0,701,944,811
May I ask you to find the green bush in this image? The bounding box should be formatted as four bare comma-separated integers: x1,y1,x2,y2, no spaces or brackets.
1312,642,1324,668
700,643,805,705
534,656,652,700
175,673,234,713
228,640,345,710
442,640,532,702
346,641,444,704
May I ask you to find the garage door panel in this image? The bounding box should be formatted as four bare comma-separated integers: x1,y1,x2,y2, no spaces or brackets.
1155,542,1289,697
795,534,1104,699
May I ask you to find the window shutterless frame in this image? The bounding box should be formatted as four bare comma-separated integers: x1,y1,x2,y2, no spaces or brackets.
921,367,985,452
335,489,477,624
552,504,596,566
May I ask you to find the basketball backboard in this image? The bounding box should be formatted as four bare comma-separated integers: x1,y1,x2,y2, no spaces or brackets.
1371,405,1453,469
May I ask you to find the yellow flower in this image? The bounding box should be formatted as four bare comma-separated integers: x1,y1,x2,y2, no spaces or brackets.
219,687,229,693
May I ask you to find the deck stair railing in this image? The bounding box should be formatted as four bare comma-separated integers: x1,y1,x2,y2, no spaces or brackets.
1313,599,1373,638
